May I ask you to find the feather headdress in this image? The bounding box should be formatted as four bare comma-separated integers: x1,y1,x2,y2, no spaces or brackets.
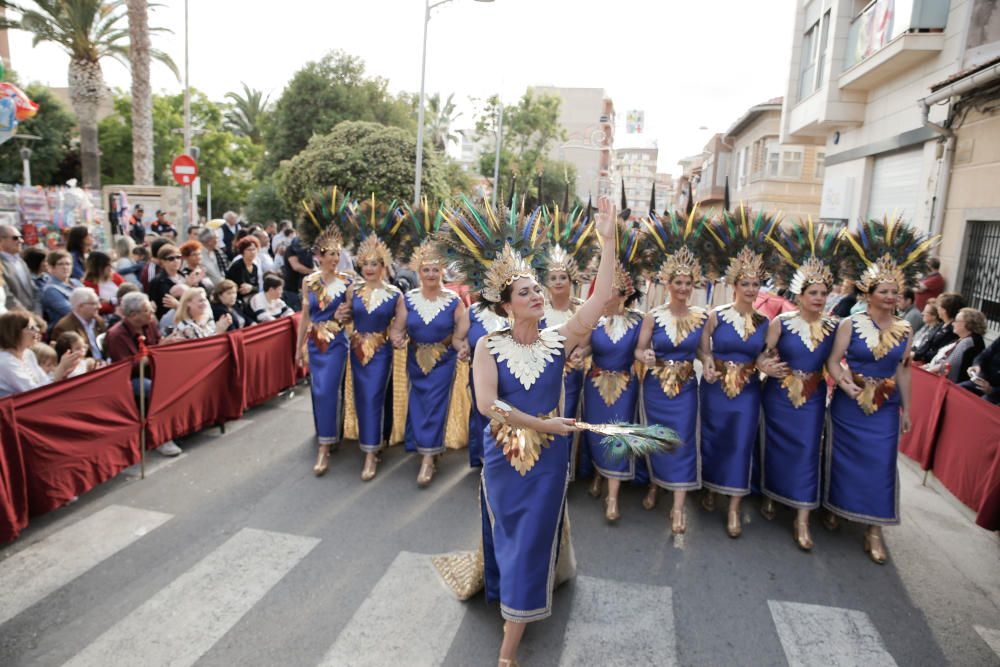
840,215,938,293
540,197,598,285
396,198,447,270
351,193,407,268
642,206,709,286
700,205,783,285
606,215,656,298
297,186,354,255
768,217,844,294
436,194,548,304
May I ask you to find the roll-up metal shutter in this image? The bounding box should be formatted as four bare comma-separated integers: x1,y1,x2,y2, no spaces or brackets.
867,148,923,221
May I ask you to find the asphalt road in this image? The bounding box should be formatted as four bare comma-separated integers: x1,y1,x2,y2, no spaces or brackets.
1,388,998,666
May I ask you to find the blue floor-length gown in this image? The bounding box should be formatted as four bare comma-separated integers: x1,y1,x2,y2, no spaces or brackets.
467,304,508,467
584,311,643,480
403,289,460,455
350,281,401,452
481,327,571,621
825,313,911,524
544,301,586,478
305,271,353,446
643,306,707,490
701,304,769,495
760,312,836,508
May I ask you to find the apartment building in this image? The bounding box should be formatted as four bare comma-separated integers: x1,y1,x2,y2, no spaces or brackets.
611,145,658,216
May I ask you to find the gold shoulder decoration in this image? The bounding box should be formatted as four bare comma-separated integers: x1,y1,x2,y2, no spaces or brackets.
779,311,836,352
407,288,457,325
717,304,766,341
475,306,509,333
543,301,578,328
357,281,399,314
852,313,911,360
652,306,708,347
306,272,349,310
486,327,565,391
600,310,643,344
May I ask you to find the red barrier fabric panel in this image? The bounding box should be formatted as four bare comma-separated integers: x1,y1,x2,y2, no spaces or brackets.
13,361,141,516
238,318,297,409
145,334,244,445
899,368,948,469
931,383,1000,530
0,398,28,543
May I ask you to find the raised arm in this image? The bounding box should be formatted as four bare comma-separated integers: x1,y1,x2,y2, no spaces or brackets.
560,196,616,351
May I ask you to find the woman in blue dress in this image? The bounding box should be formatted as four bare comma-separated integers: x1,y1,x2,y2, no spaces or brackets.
634,210,709,534
757,221,841,550
824,217,932,564
439,194,616,667
582,218,653,523
697,210,783,537
390,238,470,486
294,192,354,476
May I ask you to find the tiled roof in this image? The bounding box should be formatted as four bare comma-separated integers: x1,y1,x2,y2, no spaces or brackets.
929,55,1000,93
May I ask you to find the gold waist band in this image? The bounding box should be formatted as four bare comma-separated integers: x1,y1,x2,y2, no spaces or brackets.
490,406,559,476
780,369,825,409
650,359,695,398
850,373,897,416
715,358,757,399
588,364,632,406
411,335,453,375
308,320,344,353
350,329,389,366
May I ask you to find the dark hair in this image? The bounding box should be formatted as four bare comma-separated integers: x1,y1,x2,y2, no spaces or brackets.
22,247,48,273
132,246,150,259
263,273,284,291
54,331,85,360
0,310,31,349
936,292,965,320
65,225,90,254
214,279,238,300
83,250,112,283
235,236,261,254
150,237,172,259
624,290,642,308
902,288,915,302
928,258,940,271
46,249,71,268
116,282,139,301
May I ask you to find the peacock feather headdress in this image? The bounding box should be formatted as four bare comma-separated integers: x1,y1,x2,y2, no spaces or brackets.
606,215,656,298
768,217,844,295
436,194,549,304
396,198,448,270
297,186,355,255
539,197,598,285
642,206,709,286
840,215,938,293
700,205,783,285
351,193,407,268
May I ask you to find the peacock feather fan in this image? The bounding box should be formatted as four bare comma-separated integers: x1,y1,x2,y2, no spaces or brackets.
296,186,355,254
768,217,847,294
698,205,784,285
840,214,939,293
578,422,682,462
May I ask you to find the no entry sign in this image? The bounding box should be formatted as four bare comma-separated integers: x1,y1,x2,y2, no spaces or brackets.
171,154,199,186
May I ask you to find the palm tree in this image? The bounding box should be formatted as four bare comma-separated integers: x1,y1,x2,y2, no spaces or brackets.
224,83,269,145
0,0,176,188
425,92,461,152
127,0,152,185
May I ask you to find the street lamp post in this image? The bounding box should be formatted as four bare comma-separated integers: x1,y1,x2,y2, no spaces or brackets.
491,101,503,208
413,0,493,205
19,146,31,186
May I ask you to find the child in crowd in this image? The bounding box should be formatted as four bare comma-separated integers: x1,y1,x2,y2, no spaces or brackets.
249,273,294,322
54,332,96,377
30,342,58,376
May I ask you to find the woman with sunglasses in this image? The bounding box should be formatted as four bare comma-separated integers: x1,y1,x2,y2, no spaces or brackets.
0,310,82,397
148,244,202,320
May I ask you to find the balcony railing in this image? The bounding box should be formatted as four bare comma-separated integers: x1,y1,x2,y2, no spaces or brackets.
843,0,950,71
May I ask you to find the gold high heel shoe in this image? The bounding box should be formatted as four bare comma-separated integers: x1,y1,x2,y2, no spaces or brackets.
642,486,658,511
760,497,777,521
361,452,379,482
588,475,603,499
497,659,519,667
670,508,687,535
416,457,436,487
822,512,840,531
605,496,620,522
701,490,716,512
793,518,814,551
864,529,888,564
726,509,742,538
313,447,330,476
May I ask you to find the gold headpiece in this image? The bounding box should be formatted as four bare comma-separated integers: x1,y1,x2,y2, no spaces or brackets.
298,187,350,256
547,244,581,283
724,247,768,285
789,256,834,295
856,254,907,293
700,207,781,285
659,246,704,286
482,243,537,303
356,235,393,267
410,239,444,270
543,201,597,285
841,216,938,293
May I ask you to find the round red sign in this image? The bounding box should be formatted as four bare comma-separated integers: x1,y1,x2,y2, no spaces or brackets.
171,154,199,186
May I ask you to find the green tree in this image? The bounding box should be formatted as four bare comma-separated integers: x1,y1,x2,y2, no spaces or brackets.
0,83,78,185
99,90,262,214
263,50,416,170
474,91,572,203
245,177,288,225
425,92,460,152
225,82,269,145
276,120,448,209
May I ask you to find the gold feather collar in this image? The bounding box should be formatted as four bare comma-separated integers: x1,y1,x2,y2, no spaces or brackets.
599,310,642,344
407,288,458,325
717,304,766,341
486,327,565,391
779,312,836,352
356,281,399,314
652,305,707,347
852,313,910,360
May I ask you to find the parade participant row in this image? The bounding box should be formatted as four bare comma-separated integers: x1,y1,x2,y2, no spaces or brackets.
290,190,935,569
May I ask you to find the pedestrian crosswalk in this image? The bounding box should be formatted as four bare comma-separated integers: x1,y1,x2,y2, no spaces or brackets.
0,503,979,666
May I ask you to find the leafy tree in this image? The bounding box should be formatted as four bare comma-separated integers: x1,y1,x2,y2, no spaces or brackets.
225,83,269,145
0,83,78,185
99,90,262,215
263,50,416,170
425,92,460,152
245,177,288,225
440,157,473,197
276,120,448,209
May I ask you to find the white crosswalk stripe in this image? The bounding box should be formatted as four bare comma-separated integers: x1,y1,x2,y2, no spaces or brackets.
975,625,1000,658
62,527,318,667
768,600,897,667
318,550,468,667
558,575,677,667
0,505,172,626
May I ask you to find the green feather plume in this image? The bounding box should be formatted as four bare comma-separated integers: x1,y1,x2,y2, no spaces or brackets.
579,422,681,461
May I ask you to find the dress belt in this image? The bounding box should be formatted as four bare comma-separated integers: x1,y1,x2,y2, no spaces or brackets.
649,359,695,398
588,363,632,406
350,329,389,366
780,368,825,409
714,357,757,399
410,335,453,375
849,373,897,416
490,406,559,476
308,319,344,353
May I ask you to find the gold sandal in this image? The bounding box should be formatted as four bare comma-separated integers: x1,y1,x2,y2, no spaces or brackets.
313,446,330,476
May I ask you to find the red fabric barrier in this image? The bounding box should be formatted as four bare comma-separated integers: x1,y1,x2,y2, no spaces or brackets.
13,361,141,515
930,384,1000,530
237,319,297,409
0,398,29,543
145,334,244,446
899,367,949,469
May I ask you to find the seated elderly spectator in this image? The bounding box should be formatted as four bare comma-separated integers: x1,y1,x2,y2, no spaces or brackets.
198,229,228,286
913,292,964,363
174,287,231,339
899,288,923,334
226,236,262,308
249,274,294,322
82,251,125,315
104,292,182,456
925,308,986,382
178,240,213,290
0,310,82,397
962,336,1000,405
40,250,83,330
911,298,940,352
106,282,140,330
51,287,106,360
211,280,248,331
31,341,57,375
54,331,98,378
158,283,190,336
